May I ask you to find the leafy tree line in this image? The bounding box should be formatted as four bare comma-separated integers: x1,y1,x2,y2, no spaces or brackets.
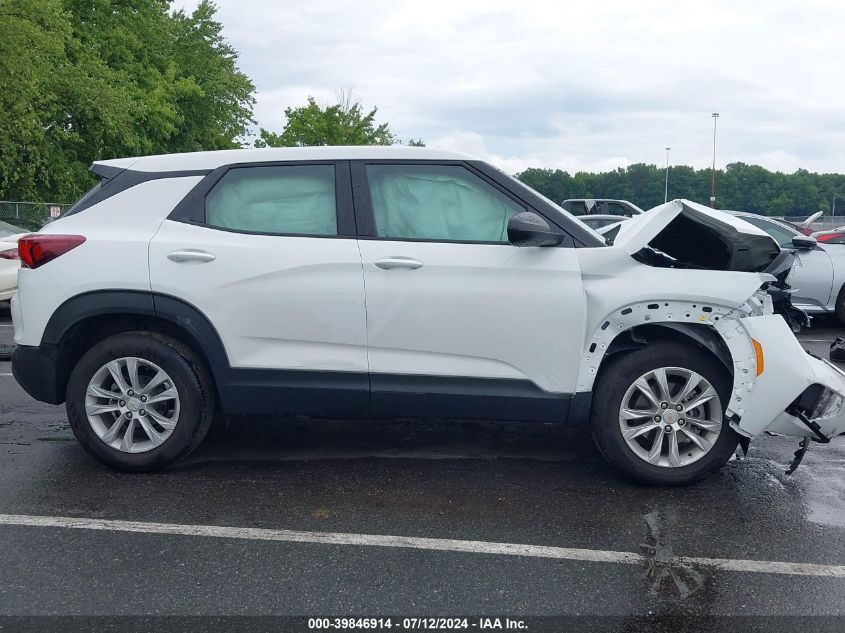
516,162,845,216
0,0,255,203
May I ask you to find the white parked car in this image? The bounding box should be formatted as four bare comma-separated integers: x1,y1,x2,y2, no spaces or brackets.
0,220,29,301
10,147,845,484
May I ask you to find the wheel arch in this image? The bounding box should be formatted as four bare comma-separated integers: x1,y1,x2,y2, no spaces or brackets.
578,299,759,439
44,291,229,405
600,322,733,375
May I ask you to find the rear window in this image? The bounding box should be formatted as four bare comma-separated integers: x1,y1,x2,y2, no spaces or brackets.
562,201,589,214
64,180,105,216
601,202,633,217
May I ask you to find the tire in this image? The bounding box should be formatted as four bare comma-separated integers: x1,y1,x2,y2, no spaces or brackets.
66,332,215,472
590,340,738,486
834,284,845,326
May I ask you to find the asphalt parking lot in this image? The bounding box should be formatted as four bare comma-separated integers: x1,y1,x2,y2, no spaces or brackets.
0,303,843,625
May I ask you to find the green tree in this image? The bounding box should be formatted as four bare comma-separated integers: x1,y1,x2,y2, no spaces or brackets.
168,1,255,151
0,0,255,204
256,93,418,147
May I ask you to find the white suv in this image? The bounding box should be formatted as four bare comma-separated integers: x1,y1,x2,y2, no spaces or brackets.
11,146,845,484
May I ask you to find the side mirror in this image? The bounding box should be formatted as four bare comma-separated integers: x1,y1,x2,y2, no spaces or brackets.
792,235,817,250
507,212,564,247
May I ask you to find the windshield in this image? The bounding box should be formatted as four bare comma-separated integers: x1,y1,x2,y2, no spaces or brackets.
480,164,606,246
739,215,797,247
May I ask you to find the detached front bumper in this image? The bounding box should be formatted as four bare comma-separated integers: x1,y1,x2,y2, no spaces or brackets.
732,314,845,439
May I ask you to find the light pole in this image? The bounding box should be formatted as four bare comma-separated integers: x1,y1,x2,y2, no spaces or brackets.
710,113,719,208
664,147,671,203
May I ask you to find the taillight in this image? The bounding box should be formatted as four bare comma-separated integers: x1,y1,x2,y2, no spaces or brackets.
18,235,86,269
0,247,19,260
816,233,841,243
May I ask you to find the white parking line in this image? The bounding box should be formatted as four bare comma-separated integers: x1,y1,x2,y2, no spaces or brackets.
0,513,843,578
0,373,12,377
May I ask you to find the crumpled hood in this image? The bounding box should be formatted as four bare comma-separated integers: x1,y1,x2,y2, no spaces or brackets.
610,199,780,272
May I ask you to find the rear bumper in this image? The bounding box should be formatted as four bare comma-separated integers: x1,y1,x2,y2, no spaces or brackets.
11,343,64,405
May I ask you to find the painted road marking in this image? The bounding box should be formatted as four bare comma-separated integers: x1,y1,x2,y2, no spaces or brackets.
0,513,842,578
0,373,12,377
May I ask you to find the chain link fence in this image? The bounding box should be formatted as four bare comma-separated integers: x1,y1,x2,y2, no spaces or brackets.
0,201,71,231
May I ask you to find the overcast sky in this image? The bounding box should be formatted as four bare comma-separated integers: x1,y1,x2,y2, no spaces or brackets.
174,0,845,174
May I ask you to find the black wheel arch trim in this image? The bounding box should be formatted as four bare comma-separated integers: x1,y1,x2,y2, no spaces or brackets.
41,289,232,403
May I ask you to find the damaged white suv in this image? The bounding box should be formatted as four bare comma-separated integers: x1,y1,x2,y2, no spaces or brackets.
11,147,845,484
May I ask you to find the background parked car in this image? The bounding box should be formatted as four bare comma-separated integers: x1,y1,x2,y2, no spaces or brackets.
811,226,845,245
562,198,644,217
727,211,845,324
0,219,28,301
576,214,627,231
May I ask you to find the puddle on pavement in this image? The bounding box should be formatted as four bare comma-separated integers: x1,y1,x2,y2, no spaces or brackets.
798,464,845,528
745,439,845,528
640,511,707,601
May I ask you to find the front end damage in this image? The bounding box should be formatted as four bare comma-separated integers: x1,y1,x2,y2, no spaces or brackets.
714,301,845,439
579,199,843,472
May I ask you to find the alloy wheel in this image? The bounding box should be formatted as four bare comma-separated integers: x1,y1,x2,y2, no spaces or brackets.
618,367,723,468
85,357,180,453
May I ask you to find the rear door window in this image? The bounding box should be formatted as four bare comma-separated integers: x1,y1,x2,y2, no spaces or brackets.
205,164,337,235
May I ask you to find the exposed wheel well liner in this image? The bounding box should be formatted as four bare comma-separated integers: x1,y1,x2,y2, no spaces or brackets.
601,323,733,375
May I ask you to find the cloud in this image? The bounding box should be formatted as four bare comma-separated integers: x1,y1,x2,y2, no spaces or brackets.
173,0,845,174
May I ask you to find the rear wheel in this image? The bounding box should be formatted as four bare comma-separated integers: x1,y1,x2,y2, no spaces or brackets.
590,341,738,486
66,332,214,472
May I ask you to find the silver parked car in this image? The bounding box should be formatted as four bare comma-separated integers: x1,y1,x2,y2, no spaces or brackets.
562,199,644,217
728,211,845,325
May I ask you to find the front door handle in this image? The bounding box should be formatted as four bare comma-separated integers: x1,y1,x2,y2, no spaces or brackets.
374,256,424,270
167,249,216,263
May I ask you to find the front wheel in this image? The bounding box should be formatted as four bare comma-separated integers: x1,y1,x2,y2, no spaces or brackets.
66,332,215,472
834,284,845,327
590,341,739,486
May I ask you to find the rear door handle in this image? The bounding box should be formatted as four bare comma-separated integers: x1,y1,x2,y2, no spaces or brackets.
167,249,216,263
374,256,424,270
